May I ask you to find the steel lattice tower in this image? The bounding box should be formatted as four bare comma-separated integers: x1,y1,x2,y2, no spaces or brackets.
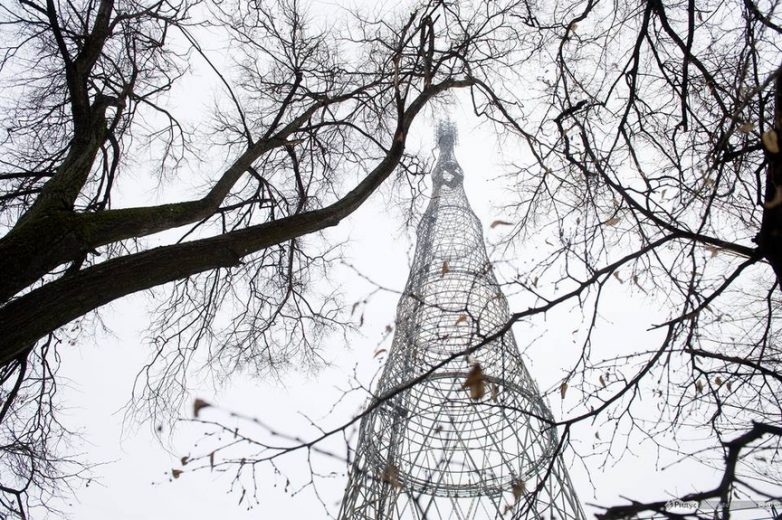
338,121,585,520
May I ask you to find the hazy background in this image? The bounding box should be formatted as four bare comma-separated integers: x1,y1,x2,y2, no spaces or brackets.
38,0,756,516
51,100,731,518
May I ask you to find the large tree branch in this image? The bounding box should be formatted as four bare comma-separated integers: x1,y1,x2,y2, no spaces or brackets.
13,0,116,226
598,422,782,519
0,78,473,367
0,94,340,302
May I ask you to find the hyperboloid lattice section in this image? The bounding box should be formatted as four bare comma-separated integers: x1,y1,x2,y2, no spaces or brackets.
338,122,585,520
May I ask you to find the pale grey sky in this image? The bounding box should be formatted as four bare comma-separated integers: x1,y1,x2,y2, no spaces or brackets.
51,98,746,519
24,0,774,517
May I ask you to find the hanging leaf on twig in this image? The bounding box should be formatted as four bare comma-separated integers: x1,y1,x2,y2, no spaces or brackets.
462,363,486,400
503,479,526,513
193,398,211,418
632,274,647,294
511,480,526,502
380,464,401,489
559,381,568,399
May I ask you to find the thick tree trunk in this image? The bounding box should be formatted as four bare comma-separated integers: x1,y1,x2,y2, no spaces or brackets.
756,69,782,287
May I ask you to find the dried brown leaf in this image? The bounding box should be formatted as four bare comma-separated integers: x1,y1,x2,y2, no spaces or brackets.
380,464,401,489
441,261,450,276
762,130,780,153
604,216,621,226
511,480,526,502
172,469,183,479
454,315,468,326
559,381,568,399
462,363,486,400
193,398,211,418
632,275,648,295
490,219,513,229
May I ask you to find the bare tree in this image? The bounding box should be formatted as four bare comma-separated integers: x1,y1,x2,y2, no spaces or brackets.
0,0,535,516
173,1,782,518
482,0,782,516
6,0,779,517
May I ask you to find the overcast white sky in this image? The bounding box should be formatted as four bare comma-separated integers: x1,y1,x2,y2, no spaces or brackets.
35,1,776,518
49,100,749,519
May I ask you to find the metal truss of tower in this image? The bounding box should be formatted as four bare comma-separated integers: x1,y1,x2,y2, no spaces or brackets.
337,121,586,520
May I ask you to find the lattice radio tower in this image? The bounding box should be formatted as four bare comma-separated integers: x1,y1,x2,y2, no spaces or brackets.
338,121,585,519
